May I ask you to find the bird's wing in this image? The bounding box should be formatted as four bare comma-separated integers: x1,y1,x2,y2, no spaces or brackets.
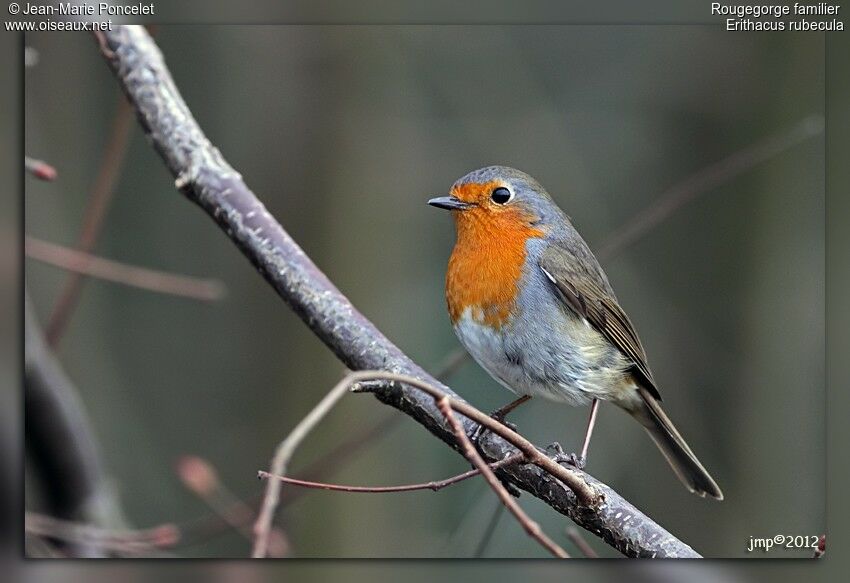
538,247,661,400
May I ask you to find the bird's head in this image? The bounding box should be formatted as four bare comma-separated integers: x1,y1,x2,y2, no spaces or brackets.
428,166,564,239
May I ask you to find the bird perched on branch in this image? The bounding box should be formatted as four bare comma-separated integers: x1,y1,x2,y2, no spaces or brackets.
429,166,723,499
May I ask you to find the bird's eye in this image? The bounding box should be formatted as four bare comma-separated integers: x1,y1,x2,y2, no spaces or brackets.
490,187,513,205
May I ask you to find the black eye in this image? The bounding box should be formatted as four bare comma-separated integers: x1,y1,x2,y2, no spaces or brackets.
491,187,513,205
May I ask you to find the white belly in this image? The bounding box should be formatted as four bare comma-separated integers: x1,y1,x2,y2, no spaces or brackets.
453,310,524,395
452,307,632,407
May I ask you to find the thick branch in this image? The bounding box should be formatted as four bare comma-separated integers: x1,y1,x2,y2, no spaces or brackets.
94,25,700,558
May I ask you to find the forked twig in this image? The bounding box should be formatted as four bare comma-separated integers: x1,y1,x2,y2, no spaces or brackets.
251,371,360,557
437,396,569,558
252,370,592,558
348,372,598,505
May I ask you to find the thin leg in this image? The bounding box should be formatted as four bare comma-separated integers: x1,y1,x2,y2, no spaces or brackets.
579,399,600,462
491,395,532,422
473,395,532,450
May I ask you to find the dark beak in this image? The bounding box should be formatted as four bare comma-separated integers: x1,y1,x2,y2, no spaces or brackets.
428,196,472,211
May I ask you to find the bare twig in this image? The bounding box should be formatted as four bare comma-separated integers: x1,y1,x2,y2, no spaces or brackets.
597,115,824,260
25,512,178,555
566,526,599,558
437,396,569,558
284,347,469,503
176,456,289,556
95,25,702,558
260,452,524,494
252,371,361,557
25,156,57,181
26,236,225,301
45,94,135,346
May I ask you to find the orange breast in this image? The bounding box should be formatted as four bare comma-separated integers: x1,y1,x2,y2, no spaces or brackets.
446,207,543,328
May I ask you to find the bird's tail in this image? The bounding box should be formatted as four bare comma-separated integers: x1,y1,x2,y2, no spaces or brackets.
628,387,723,500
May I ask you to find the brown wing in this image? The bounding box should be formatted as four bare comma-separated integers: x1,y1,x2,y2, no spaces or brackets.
539,248,661,401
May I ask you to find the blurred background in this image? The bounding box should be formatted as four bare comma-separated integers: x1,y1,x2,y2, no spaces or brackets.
23,26,824,558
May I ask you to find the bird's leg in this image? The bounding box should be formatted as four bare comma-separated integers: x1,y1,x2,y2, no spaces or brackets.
551,399,599,470
577,398,600,467
472,395,532,445
469,395,531,499
490,394,532,423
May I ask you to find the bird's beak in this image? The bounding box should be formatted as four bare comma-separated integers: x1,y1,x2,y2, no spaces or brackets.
427,196,473,211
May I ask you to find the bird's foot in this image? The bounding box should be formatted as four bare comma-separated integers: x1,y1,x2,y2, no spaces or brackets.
546,442,586,470
472,409,518,446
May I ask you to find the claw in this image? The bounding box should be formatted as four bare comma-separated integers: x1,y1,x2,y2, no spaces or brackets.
566,453,586,470
473,412,519,448
547,442,586,469
546,441,566,457
472,423,486,447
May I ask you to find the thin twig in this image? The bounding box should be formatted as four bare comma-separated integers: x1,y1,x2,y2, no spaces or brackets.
260,452,524,494
26,236,226,302
25,156,58,181
25,512,178,554
284,347,470,502
176,456,289,556
251,371,364,558
45,94,135,346
597,115,824,260
566,526,599,558
437,396,569,558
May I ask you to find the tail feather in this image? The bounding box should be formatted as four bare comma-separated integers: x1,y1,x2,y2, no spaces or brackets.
630,388,723,500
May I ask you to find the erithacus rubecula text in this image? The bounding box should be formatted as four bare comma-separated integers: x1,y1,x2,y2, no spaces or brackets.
429,166,723,499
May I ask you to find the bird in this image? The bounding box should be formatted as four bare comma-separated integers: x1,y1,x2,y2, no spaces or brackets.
428,165,723,500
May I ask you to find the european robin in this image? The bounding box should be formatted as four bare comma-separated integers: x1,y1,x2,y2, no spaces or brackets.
429,166,723,500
